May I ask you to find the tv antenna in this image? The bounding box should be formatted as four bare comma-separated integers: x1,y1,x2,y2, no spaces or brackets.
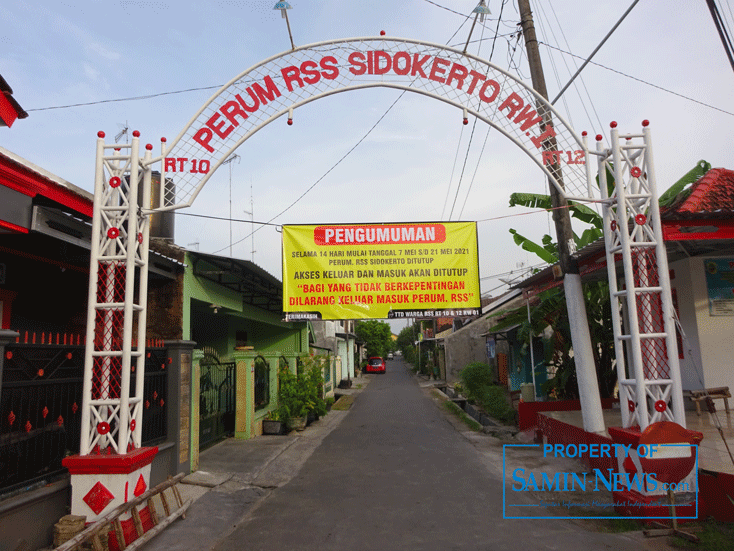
243,181,256,262
221,153,240,257
115,121,129,144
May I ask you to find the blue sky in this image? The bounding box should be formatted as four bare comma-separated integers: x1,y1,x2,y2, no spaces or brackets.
2,1,733,321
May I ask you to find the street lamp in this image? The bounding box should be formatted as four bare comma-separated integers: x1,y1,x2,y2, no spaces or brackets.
464,0,491,53
473,0,491,22
274,1,296,50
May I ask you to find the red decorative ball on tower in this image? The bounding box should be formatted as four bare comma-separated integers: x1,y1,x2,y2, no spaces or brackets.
97,131,105,138
133,130,140,137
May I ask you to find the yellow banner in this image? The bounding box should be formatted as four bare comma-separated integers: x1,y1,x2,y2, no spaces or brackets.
282,222,481,321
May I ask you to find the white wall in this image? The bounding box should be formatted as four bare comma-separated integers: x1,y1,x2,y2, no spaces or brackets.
671,256,734,392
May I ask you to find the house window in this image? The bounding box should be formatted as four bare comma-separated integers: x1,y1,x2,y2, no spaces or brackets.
254,355,270,410
236,330,248,348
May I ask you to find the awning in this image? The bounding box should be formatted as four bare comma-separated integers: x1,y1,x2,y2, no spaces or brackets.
190,251,283,313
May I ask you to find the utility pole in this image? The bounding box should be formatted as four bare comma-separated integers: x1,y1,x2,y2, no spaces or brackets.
517,0,605,434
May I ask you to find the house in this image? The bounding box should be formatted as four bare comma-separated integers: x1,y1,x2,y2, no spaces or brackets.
181,249,309,465
0,147,188,551
0,145,310,548
505,166,734,403
0,74,27,128
443,289,524,386
310,319,358,385
501,167,734,522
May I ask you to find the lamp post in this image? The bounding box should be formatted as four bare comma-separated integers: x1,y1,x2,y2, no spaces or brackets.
274,1,296,50
464,0,491,53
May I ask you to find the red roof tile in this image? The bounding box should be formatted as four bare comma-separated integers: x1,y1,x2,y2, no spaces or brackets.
662,168,734,218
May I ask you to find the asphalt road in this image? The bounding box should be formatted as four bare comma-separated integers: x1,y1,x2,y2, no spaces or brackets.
213,359,649,551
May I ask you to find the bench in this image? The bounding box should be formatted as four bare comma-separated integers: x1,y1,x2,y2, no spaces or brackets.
684,387,731,416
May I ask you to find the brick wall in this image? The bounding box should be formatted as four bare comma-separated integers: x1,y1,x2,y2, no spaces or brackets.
146,239,185,340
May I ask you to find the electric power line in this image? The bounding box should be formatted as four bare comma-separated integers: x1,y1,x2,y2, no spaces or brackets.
451,0,508,220
541,42,734,118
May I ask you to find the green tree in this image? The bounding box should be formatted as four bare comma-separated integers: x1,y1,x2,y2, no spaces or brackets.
396,324,419,366
355,320,392,358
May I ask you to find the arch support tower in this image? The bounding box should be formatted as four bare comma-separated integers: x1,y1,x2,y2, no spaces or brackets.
62,131,156,522
598,123,685,431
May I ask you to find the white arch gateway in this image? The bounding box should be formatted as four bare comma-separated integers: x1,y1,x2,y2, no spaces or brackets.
72,37,684,518
152,37,593,209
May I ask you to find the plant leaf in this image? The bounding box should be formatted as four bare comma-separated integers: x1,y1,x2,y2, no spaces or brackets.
510,229,558,264
658,160,711,209
509,192,553,210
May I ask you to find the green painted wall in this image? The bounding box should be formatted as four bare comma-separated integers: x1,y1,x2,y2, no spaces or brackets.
184,252,309,442
182,251,308,357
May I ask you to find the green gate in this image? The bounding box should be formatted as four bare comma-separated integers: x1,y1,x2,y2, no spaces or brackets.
199,353,235,449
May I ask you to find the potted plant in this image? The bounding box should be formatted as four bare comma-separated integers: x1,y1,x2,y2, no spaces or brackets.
277,364,309,431
262,409,284,435
301,355,328,425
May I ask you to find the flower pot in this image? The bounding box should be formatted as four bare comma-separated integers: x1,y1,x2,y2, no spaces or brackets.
262,420,284,435
286,415,307,432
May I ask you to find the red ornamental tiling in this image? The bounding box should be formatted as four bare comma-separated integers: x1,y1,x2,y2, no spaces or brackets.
134,474,147,497
24,421,31,432
83,481,115,515
655,400,667,412
5,351,11,360
8,411,15,427
72,402,79,414
159,399,164,407
42,406,48,419
57,415,64,426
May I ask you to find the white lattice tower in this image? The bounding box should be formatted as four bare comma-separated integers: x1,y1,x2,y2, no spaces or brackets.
597,121,685,431
79,131,152,455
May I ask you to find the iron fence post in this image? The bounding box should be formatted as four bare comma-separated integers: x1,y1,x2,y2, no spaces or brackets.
0,330,19,403
163,340,196,477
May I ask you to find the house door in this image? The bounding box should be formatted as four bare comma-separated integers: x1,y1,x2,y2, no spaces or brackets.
199,353,235,449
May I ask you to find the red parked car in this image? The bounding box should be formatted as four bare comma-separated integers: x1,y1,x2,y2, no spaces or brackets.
365,356,386,374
